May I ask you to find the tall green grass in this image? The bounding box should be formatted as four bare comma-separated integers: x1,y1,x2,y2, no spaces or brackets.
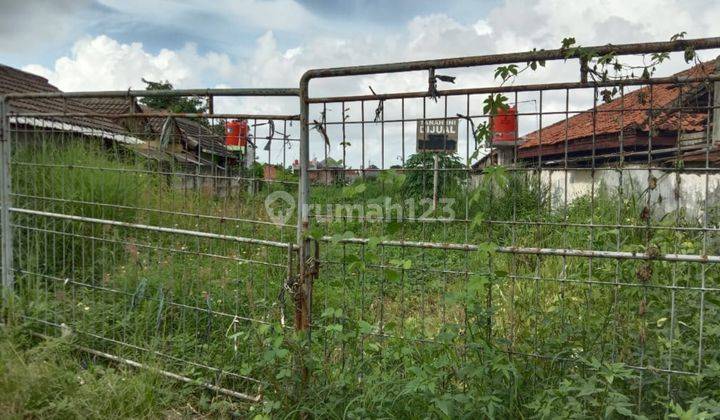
0,327,252,418
3,140,719,418
12,141,150,281
305,169,720,418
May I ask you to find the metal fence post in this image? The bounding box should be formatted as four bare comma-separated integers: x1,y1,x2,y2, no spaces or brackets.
293,73,313,393
0,96,14,308
297,80,311,318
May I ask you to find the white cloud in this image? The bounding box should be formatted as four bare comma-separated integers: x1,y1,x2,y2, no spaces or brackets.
473,20,493,37
32,1,720,94
19,0,720,167
23,35,235,91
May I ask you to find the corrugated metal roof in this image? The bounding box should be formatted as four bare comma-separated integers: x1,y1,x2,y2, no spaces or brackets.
675,145,720,165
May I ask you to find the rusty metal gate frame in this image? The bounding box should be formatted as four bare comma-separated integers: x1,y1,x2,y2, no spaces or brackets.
1,36,720,407
297,35,720,324
0,87,302,401
296,36,720,407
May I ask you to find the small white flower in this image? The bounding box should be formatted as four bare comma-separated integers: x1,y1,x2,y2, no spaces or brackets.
60,323,72,338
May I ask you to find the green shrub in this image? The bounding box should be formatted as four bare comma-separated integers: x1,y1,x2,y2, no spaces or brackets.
402,152,464,198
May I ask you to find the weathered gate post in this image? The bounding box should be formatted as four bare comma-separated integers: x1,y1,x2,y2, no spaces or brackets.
0,96,14,312
294,73,313,390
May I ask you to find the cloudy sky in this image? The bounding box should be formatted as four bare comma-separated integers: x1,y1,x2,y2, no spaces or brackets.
2,0,720,166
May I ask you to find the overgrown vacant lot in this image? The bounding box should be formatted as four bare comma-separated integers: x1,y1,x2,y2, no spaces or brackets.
2,141,719,418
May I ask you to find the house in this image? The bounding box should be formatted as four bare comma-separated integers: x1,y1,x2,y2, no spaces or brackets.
475,59,720,217
143,111,235,170
0,64,143,146
472,149,499,170
81,96,255,172
313,157,343,184
1,63,258,179
516,60,718,166
290,157,367,185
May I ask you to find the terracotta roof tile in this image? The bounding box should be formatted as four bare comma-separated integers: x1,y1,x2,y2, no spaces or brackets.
175,117,232,158
0,64,130,135
520,61,716,151
2,64,236,164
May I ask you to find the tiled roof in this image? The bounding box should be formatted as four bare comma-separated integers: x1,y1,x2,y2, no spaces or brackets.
144,112,233,159
2,63,237,165
0,64,53,94
76,97,139,116
0,64,130,135
175,118,232,158
520,60,716,151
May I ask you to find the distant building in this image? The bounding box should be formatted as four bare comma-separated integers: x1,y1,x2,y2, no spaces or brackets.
1,63,268,197
292,157,343,185
474,59,720,216
263,164,283,181
0,64,143,146
517,59,719,166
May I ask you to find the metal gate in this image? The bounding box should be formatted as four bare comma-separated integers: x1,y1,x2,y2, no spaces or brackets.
297,37,720,414
0,88,301,401
1,36,720,415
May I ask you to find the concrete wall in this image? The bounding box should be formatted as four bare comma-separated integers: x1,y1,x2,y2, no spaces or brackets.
541,166,720,219
473,165,720,221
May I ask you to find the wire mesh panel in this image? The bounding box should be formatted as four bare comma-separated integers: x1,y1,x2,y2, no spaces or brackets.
299,43,720,416
1,38,720,415
1,98,11,307
1,89,300,400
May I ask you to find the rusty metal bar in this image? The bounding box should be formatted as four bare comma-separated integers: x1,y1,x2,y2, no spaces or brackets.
10,111,301,120
301,37,720,81
293,76,312,387
11,207,297,250
308,73,720,103
319,236,720,263
580,56,589,83
5,87,299,100
28,330,262,402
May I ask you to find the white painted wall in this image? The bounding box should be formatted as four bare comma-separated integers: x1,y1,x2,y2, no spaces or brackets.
542,166,720,219
473,165,720,221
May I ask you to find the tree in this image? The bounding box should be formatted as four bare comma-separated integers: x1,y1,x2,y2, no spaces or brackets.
139,78,207,113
